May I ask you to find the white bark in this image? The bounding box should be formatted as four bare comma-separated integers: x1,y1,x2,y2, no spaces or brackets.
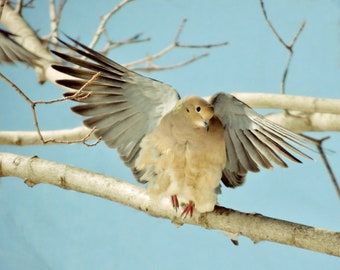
0,152,339,257
233,93,340,114
0,126,95,146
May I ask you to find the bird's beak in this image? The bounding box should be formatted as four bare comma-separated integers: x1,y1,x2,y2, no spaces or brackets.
203,120,209,132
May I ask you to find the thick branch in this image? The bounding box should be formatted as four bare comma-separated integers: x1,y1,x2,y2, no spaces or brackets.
265,112,340,132
233,93,340,114
0,152,339,257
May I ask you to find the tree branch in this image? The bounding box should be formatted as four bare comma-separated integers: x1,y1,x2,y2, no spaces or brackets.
232,93,340,114
309,136,340,199
0,152,339,256
2,92,340,146
260,0,305,94
124,18,228,72
0,126,95,146
88,0,133,49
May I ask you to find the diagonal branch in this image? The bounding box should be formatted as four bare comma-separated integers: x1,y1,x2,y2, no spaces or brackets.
0,152,339,257
88,0,134,50
309,136,340,200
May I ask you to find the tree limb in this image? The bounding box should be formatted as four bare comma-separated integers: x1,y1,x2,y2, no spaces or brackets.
232,93,340,114
0,152,339,257
260,0,305,94
88,0,133,49
1,111,340,147
1,92,340,146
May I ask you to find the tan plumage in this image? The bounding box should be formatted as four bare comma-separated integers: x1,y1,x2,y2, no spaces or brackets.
51,37,315,217
135,96,226,214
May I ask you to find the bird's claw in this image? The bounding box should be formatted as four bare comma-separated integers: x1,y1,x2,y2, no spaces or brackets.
171,195,179,211
180,200,195,218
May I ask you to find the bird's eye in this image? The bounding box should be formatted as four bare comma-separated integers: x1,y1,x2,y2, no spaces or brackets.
195,106,201,112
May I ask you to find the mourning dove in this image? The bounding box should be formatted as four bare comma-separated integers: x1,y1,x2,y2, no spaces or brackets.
51,37,314,217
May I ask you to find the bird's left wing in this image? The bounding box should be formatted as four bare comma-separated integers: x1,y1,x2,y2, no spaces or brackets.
210,92,315,188
51,38,180,180
0,29,38,64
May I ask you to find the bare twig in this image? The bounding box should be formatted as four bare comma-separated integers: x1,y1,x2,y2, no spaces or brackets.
134,53,209,72
306,136,340,200
48,0,67,45
125,18,228,71
0,72,101,146
14,0,23,14
88,0,133,49
100,34,151,55
259,1,339,199
260,0,305,94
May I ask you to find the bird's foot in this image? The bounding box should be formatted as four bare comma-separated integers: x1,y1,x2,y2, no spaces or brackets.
181,200,195,218
171,195,179,211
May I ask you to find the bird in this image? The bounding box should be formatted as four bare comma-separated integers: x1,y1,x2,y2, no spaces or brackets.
51,37,315,218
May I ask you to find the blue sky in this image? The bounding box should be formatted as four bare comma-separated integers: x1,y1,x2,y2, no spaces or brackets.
1,1,339,269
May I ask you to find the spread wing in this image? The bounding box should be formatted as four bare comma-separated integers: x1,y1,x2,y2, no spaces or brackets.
210,92,315,188
51,38,180,180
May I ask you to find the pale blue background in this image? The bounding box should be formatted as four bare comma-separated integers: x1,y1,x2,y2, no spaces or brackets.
1,1,339,269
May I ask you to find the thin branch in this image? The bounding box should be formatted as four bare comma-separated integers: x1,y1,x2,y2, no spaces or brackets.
260,0,288,50
0,152,339,257
14,0,24,14
99,33,151,55
47,0,67,45
260,0,305,94
88,0,133,50
125,18,228,71
307,136,340,200
134,53,209,72
0,72,101,145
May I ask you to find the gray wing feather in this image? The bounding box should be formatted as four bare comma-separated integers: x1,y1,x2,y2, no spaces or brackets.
52,38,180,180
0,29,38,64
210,92,315,188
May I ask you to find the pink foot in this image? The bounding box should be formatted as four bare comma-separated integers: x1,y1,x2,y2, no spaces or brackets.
181,200,195,218
171,195,179,211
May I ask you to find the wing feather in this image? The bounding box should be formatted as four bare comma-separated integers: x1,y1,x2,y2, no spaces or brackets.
52,38,180,180
210,92,315,188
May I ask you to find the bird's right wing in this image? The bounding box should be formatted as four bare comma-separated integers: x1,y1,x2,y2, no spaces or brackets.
210,92,316,188
51,38,180,180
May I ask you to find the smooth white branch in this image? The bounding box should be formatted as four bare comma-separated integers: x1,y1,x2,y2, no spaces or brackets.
0,152,339,257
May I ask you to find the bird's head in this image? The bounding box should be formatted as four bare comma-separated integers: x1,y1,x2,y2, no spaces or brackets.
174,96,214,131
